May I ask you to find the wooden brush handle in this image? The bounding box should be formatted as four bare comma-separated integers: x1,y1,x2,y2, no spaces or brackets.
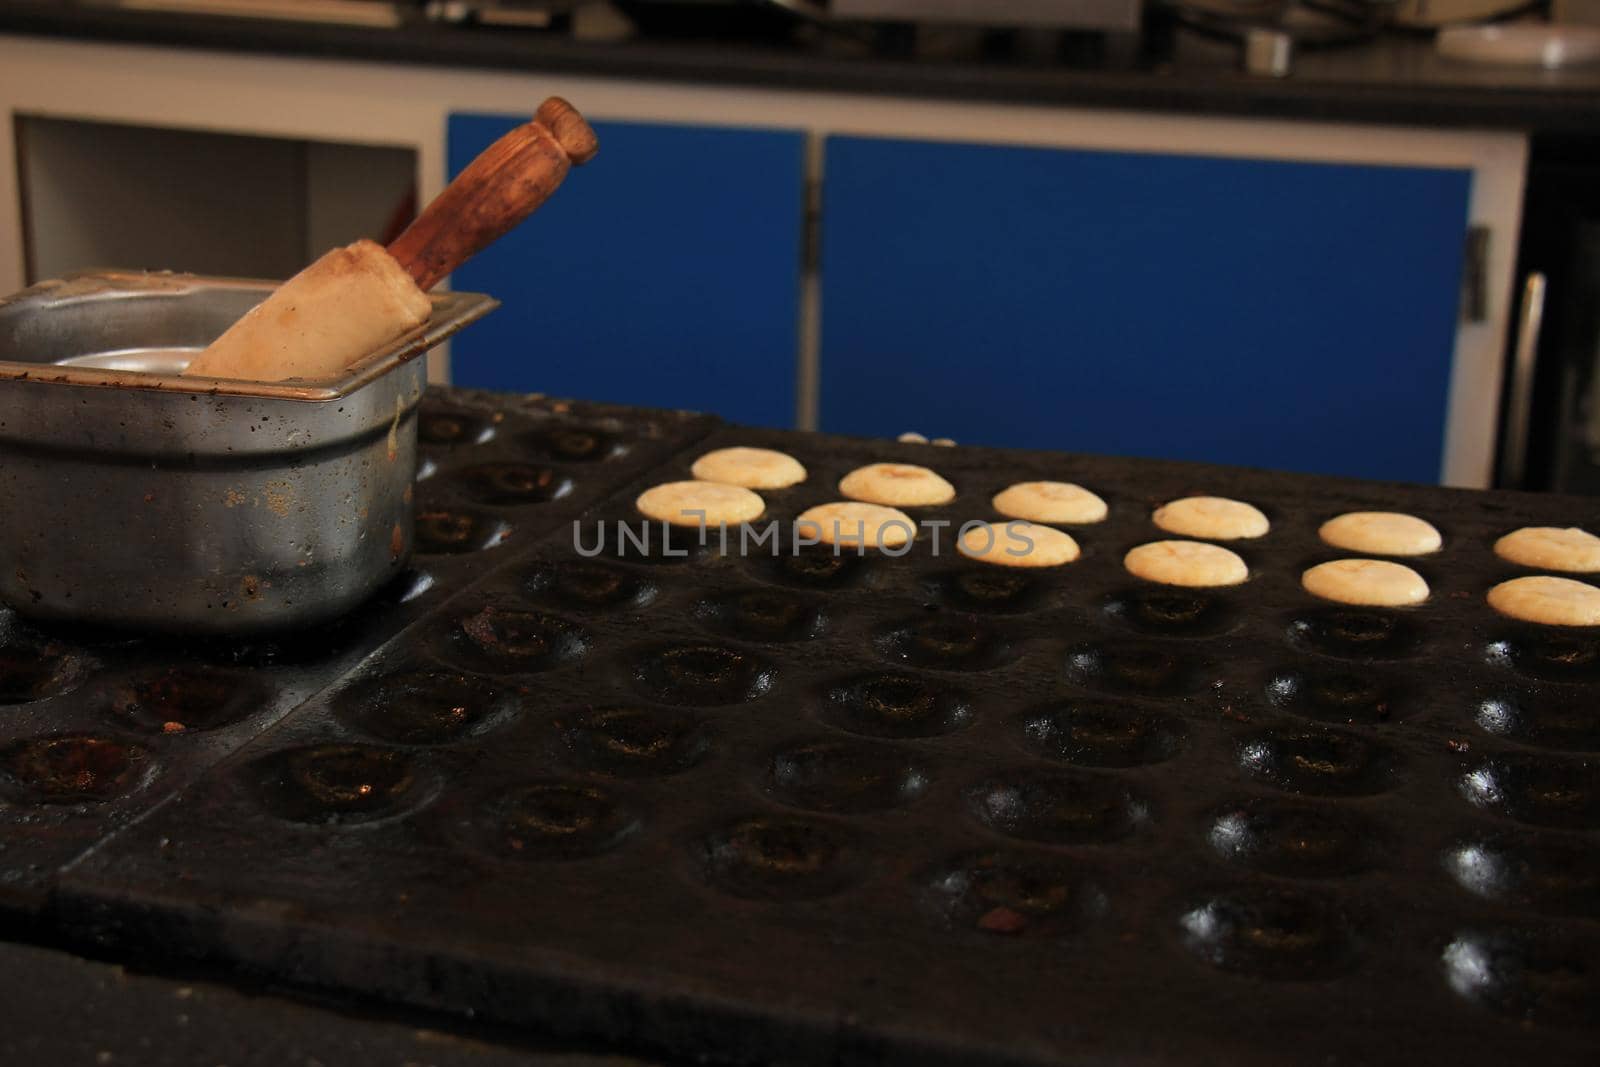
388,97,598,291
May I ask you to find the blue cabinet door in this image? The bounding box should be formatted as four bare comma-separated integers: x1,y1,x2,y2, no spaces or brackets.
819,136,1472,483
447,116,806,428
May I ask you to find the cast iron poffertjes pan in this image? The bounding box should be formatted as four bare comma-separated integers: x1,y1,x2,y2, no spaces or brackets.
5,400,1597,1066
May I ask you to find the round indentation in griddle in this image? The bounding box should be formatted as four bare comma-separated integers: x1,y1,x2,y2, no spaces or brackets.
1207,799,1386,878
1238,728,1399,797
765,738,928,813
965,767,1150,845
0,734,150,805
632,644,776,706
925,568,1045,614
249,743,435,826
417,409,494,446
458,463,574,507
1264,668,1407,726
1286,608,1420,660
759,546,870,590
693,589,828,643
1443,928,1599,1028
521,560,657,612
1178,887,1359,980
432,606,590,675
1018,700,1185,768
557,705,711,778
1064,641,1198,696
475,781,639,860
522,426,627,463
333,668,516,746
104,665,269,734
876,616,1014,671
1486,630,1600,684
1444,835,1600,917
1457,754,1597,830
923,851,1109,938
0,638,85,705
414,509,509,555
1475,696,1600,752
694,816,863,900
1102,587,1237,637
821,673,974,738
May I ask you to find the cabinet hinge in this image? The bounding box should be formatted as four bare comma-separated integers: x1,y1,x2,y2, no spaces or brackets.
1462,225,1490,324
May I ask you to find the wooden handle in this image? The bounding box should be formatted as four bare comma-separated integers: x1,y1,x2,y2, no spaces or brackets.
387,97,598,291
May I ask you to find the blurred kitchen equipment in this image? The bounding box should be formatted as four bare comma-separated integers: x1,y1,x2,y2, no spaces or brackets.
0,272,496,633
422,0,587,27
1437,23,1600,67
1243,25,1293,74
1554,0,1600,24
101,0,404,26
831,0,1141,31
1391,0,1539,28
611,0,828,36
1160,2,1384,69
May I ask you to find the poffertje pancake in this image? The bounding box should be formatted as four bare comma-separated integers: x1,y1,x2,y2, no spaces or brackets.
1493,527,1600,573
956,522,1080,568
992,482,1107,525
1124,541,1249,588
1487,575,1600,626
636,482,764,527
1152,496,1269,541
1318,512,1441,556
1301,559,1429,607
796,502,916,549
690,447,807,490
839,463,955,507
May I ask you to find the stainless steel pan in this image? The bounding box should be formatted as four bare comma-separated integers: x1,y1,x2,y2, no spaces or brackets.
0,270,496,634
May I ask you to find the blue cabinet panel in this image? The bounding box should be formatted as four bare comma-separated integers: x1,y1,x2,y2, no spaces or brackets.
819,136,1472,483
448,116,805,428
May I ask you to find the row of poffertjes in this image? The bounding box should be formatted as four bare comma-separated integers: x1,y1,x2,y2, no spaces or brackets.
631,447,1600,627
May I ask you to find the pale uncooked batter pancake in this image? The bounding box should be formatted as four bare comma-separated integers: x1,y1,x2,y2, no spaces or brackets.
1493,527,1600,573
1487,575,1600,626
838,463,955,507
690,446,807,490
1124,540,1249,588
992,481,1107,525
796,502,916,549
1152,496,1269,540
1301,559,1429,607
1318,511,1441,556
956,522,1080,568
636,481,764,527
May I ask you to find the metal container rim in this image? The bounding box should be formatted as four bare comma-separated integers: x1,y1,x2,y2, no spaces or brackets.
0,270,499,402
